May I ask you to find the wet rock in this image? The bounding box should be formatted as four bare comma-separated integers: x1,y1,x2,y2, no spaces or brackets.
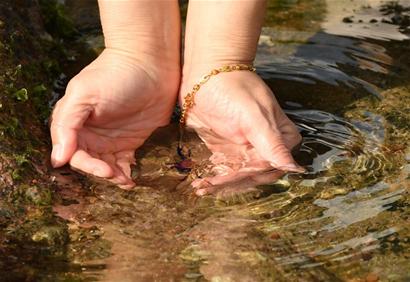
180,245,209,263
380,2,410,29
31,225,69,246
23,185,52,206
0,202,14,224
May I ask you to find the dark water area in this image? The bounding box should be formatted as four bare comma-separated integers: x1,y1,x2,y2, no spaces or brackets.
26,0,410,281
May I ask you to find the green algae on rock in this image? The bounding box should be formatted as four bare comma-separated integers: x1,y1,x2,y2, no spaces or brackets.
0,0,109,280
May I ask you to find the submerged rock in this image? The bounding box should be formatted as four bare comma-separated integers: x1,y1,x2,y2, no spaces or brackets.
320,186,350,199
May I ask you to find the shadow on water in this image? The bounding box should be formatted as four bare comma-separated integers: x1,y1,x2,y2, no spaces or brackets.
33,0,410,281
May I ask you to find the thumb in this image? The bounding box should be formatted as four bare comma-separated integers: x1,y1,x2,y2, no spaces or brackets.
244,117,304,173
50,80,93,167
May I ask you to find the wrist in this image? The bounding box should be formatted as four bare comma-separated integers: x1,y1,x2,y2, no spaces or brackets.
92,49,181,100
181,59,255,96
103,41,180,72
179,61,257,109
98,0,180,71
183,58,255,75
182,55,254,77
183,0,264,74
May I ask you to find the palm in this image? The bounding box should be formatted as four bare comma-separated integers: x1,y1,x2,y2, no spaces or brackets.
181,71,302,191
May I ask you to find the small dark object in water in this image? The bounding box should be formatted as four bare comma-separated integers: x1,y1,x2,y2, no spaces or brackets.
175,134,193,172
370,18,378,23
177,143,191,161
361,251,373,261
172,159,194,173
343,16,354,23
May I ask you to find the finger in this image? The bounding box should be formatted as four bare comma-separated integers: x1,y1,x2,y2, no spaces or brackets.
193,169,263,189
244,116,304,173
50,122,78,168
249,169,286,184
194,173,255,196
100,153,135,189
195,169,285,196
115,150,136,177
50,80,93,167
70,149,114,178
276,114,302,150
193,160,272,192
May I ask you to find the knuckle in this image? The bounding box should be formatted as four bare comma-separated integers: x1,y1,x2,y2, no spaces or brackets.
290,124,303,145
66,75,86,96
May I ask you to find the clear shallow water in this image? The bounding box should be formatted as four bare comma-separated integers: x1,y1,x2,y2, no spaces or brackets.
49,0,410,281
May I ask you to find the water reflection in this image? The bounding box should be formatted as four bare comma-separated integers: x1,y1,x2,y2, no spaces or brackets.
257,30,393,100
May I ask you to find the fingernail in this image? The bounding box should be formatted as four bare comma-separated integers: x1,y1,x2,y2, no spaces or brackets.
51,144,62,167
119,183,135,190
273,163,305,173
196,189,208,196
92,167,106,178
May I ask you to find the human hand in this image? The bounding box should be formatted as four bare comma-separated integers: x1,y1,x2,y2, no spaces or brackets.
180,68,303,194
50,49,180,188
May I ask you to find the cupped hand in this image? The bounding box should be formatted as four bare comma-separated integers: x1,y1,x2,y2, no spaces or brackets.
50,49,179,188
180,69,303,193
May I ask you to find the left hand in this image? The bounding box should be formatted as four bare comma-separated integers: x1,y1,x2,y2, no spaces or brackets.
180,68,304,194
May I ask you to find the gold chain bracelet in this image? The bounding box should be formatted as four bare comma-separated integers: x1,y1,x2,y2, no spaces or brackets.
179,64,256,125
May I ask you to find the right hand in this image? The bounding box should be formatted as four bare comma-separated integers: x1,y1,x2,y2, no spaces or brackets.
50,49,180,188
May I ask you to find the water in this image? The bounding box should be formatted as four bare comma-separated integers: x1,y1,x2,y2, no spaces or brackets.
48,0,410,281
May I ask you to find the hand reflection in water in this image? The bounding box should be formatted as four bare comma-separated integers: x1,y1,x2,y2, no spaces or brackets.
192,167,286,197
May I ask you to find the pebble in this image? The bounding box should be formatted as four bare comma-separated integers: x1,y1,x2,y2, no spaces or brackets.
361,251,372,261
387,235,397,242
185,273,202,279
320,187,349,199
258,35,275,47
402,164,410,174
270,232,281,240
366,273,379,282
404,147,410,162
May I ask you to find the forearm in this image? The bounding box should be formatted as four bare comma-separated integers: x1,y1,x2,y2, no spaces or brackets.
98,0,181,67
183,0,266,71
